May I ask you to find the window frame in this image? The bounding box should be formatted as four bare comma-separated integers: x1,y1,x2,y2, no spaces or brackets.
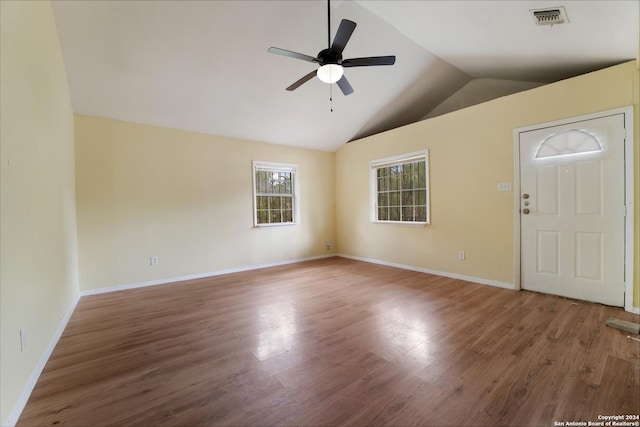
369,150,430,225
252,161,300,227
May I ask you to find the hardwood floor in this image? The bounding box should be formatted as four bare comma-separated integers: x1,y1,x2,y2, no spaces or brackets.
18,257,639,426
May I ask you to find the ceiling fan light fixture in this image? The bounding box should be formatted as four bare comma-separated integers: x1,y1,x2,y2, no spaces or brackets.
317,64,344,84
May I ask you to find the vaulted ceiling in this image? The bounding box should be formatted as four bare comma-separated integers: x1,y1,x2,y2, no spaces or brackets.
52,1,639,151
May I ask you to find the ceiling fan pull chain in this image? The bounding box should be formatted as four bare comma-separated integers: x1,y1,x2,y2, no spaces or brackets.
330,84,334,112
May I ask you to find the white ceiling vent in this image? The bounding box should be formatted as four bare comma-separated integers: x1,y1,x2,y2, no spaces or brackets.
531,6,569,26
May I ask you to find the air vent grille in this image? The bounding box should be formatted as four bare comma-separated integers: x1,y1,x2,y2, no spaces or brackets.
531,6,569,26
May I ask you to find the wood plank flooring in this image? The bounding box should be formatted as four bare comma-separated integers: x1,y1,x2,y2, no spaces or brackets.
17,257,640,426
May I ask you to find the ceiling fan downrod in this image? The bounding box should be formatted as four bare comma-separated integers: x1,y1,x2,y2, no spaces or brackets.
327,0,331,51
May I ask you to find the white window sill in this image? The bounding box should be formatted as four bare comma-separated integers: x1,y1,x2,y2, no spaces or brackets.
371,220,429,226
254,222,299,228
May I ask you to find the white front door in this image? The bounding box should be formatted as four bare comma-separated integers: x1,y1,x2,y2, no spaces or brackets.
519,114,626,306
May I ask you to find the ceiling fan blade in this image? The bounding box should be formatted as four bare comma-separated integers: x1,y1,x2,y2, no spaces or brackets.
330,19,356,56
342,56,396,67
268,47,319,63
336,75,354,96
286,70,318,91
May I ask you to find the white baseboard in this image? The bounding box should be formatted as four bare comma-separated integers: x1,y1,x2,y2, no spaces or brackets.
80,254,336,297
338,254,640,313
337,253,516,290
625,304,640,315
4,293,81,427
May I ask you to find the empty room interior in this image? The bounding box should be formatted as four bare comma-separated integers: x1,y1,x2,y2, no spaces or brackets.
2,1,640,426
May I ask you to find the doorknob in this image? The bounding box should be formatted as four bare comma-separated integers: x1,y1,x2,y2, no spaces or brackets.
523,208,530,214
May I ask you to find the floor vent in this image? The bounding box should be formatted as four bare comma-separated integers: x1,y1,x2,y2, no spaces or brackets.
531,6,569,26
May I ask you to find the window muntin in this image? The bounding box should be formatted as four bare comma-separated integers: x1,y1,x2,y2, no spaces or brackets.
253,162,299,226
371,151,429,224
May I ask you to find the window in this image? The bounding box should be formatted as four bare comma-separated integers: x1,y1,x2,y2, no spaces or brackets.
371,150,429,224
535,129,602,158
253,161,299,226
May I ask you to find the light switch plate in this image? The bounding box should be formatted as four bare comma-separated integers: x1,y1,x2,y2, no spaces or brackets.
497,182,512,192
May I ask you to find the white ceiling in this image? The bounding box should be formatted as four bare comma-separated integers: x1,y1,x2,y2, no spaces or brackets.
52,0,639,152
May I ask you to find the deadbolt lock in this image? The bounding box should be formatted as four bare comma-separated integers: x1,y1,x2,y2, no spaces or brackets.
522,194,530,199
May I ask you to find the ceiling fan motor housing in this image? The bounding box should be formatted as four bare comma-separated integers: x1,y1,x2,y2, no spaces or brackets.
317,48,342,65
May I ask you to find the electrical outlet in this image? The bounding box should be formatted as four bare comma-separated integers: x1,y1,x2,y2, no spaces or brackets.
458,251,466,261
325,240,332,250
150,256,159,266
20,327,27,351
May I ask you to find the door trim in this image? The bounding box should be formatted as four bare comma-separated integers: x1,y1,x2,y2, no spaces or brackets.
513,106,636,313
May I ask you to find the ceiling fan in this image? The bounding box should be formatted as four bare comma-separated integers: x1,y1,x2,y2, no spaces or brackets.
267,1,396,96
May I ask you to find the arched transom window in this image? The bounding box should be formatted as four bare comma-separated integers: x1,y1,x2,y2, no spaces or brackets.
535,129,602,159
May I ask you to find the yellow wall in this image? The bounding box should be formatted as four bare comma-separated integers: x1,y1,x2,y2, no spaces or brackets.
0,1,80,424
74,115,335,291
335,61,639,307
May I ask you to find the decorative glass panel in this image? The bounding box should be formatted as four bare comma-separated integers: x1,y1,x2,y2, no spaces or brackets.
535,130,602,159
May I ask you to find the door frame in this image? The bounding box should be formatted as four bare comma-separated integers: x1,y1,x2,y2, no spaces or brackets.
513,106,636,313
